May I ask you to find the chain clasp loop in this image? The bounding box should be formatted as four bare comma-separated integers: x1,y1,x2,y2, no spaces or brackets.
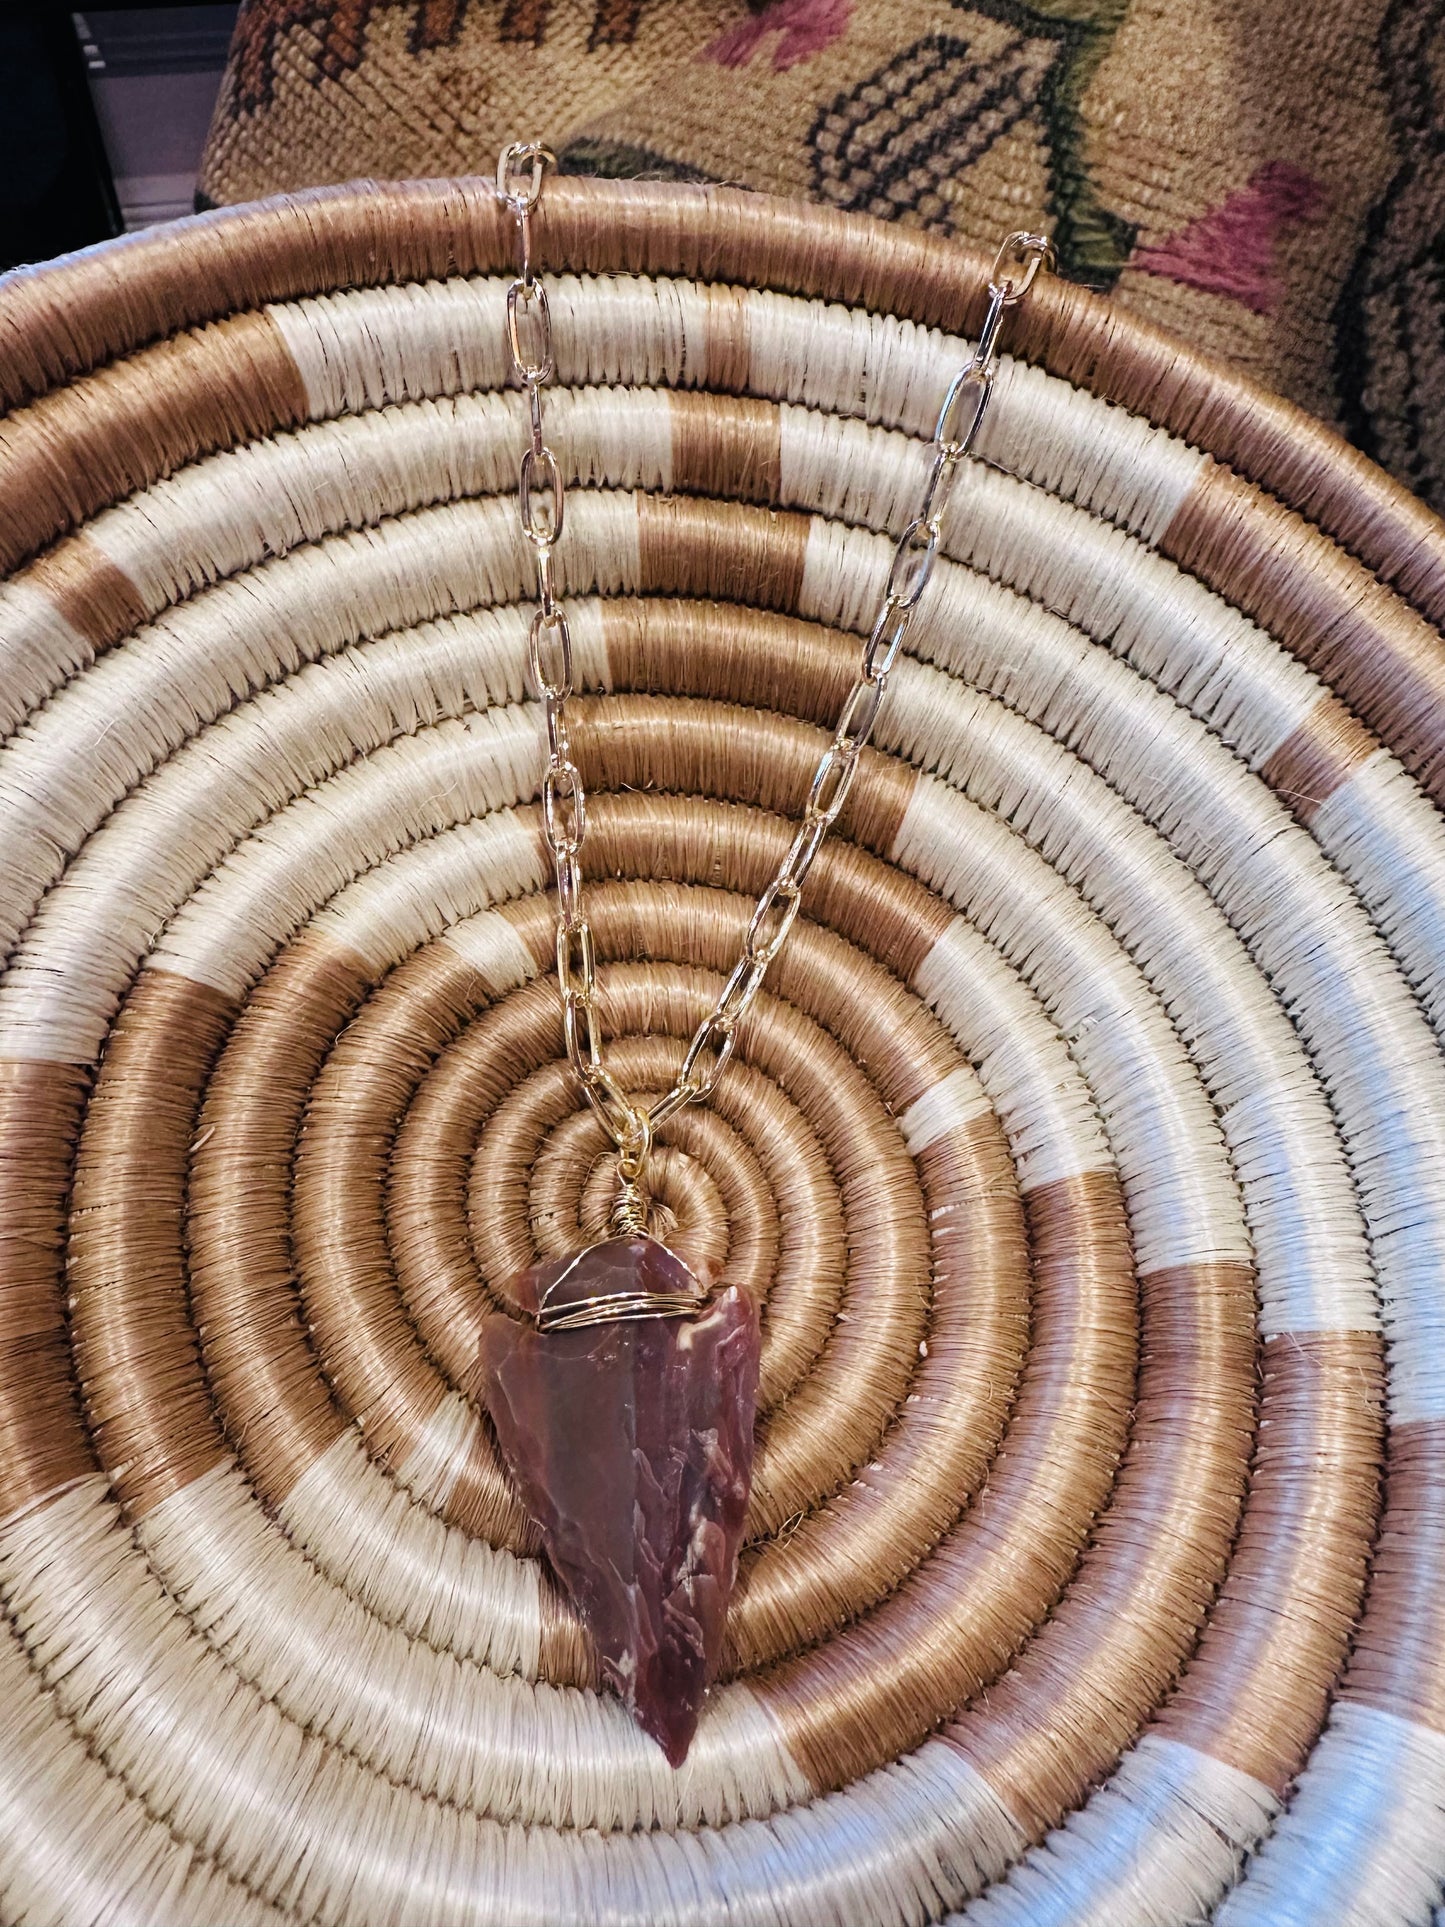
988,230,1055,305
496,140,555,212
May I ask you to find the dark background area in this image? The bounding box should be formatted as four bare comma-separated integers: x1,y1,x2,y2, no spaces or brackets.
0,2,237,274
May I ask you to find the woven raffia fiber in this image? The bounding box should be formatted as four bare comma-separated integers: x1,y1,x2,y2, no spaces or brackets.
197,0,1445,515
2,173,1445,1925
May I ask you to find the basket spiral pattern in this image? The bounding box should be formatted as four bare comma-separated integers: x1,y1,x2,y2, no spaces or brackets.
2,176,1445,1927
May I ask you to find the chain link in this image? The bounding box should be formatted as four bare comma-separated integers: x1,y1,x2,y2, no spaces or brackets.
497,141,1051,1176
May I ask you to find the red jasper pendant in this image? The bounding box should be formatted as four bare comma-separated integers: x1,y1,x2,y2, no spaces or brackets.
477,1236,760,1766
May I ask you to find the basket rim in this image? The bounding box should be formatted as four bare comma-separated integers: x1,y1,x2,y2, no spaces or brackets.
0,172,1441,628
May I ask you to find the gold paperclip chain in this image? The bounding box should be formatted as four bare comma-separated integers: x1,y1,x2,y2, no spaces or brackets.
496,139,1052,1195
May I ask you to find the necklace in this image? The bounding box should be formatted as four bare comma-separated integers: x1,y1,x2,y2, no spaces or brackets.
476,140,1052,1766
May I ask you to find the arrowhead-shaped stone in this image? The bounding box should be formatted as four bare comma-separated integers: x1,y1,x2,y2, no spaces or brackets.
477,1237,760,1766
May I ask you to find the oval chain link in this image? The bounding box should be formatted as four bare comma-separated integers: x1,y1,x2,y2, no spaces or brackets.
497,141,1051,1171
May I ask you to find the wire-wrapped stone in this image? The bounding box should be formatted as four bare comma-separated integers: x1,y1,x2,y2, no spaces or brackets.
477,1236,761,1765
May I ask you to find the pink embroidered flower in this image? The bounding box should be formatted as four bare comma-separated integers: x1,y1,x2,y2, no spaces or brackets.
1133,163,1328,315
703,0,852,74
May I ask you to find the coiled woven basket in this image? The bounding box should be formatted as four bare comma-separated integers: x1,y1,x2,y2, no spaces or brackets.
3,174,1445,1927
